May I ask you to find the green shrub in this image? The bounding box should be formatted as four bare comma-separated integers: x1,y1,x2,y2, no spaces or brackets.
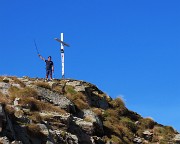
65,85,77,94
120,117,137,132
111,135,123,143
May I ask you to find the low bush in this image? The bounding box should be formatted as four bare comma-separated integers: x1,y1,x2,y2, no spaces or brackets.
120,117,137,132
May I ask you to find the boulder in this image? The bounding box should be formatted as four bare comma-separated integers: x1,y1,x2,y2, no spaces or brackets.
75,117,94,135
143,130,153,141
174,134,180,143
133,137,142,143
0,136,10,144
83,109,104,135
66,81,81,87
3,77,12,83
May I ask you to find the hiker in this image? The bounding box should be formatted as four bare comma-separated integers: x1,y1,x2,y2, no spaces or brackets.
38,54,54,80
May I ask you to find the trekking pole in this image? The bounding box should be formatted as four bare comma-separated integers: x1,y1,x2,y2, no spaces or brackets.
34,39,40,55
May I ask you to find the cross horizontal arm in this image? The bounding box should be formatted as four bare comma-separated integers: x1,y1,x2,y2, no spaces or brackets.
54,38,70,47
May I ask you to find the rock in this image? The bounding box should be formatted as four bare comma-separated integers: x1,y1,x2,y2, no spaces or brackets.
135,121,140,125
14,110,24,118
11,141,23,144
90,136,104,144
0,82,11,94
33,86,76,112
11,84,21,89
0,104,6,132
14,98,20,106
22,76,29,79
0,136,10,144
174,134,180,143
3,77,12,83
83,109,104,135
46,141,54,144
66,81,81,87
75,118,94,135
133,137,142,143
143,130,153,141
47,81,57,89
74,85,85,92
37,124,49,136
57,130,79,144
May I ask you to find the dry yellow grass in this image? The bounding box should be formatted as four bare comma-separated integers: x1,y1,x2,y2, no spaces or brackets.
26,123,46,138
35,82,51,90
8,86,39,101
5,105,15,115
11,77,26,87
0,91,10,104
66,92,89,110
0,76,4,82
109,97,125,108
92,108,103,117
53,85,63,93
29,112,42,122
20,97,66,114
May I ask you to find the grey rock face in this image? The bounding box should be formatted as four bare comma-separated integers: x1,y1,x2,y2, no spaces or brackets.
174,134,180,143
33,86,76,112
143,130,153,141
0,82,11,95
133,137,142,143
83,109,104,135
0,136,10,144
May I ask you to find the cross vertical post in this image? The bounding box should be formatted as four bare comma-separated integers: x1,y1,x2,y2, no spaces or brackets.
55,33,70,79
61,33,65,78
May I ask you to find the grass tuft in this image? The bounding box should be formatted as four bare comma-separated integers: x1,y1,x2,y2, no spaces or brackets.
66,92,89,110
26,123,46,138
11,77,26,87
35,82,51,90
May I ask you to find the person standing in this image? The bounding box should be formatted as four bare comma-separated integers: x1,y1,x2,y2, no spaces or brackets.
38,54,54,80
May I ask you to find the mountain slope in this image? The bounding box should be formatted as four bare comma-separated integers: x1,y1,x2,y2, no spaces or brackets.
0,76,179,144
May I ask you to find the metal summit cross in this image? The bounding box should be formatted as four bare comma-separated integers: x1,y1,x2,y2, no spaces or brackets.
55,33,70,79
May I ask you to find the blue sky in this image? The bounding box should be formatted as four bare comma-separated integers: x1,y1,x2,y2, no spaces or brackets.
0,0,180,131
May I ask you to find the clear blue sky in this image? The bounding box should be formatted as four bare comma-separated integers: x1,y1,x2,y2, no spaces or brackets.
0,0,180,131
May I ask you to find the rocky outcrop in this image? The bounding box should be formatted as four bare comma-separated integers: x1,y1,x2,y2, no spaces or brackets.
174,134,180,144
33,85,76,113
0,76,178,144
